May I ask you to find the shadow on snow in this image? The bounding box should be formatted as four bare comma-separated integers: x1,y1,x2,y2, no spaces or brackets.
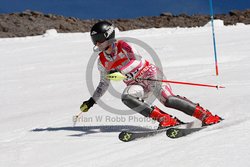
31,125,152,137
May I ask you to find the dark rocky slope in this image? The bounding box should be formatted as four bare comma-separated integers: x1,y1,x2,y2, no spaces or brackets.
0,9,250,37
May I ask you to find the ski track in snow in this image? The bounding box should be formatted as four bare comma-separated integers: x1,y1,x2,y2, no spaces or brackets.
1,23,250,167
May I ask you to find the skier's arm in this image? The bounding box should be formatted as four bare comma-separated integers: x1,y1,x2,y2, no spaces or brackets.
92,69,110,102
80,60,110,112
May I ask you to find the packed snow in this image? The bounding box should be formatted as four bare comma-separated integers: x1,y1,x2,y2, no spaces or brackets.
1,20,250,167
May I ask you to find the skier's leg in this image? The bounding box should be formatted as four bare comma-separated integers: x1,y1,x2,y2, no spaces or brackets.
158,86,222,126
121,85,151,117
121,84,181,128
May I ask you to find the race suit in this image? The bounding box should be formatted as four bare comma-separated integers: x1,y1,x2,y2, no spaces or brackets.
92,40,174,108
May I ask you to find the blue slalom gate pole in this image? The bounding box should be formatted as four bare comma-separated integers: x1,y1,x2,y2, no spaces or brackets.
209,0,219,76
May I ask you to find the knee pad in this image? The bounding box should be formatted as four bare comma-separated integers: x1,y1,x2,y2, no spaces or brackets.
122,85,144,98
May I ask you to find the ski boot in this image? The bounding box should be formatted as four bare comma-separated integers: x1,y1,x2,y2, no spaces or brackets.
150,106,182,129
193,105,222,126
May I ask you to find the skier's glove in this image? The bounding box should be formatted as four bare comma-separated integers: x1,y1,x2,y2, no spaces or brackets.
80,97,95,112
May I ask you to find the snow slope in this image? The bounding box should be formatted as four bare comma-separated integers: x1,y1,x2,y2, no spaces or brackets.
1,22,250,167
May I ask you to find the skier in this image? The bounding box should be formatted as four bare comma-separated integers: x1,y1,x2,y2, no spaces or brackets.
80,21,222,129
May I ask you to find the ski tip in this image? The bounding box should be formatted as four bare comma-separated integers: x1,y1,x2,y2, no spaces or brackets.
119,131,134,142
166,128,182,139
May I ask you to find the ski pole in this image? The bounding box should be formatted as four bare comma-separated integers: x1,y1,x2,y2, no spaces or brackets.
106,72,225,89
137,78,225,89
73,111,83,126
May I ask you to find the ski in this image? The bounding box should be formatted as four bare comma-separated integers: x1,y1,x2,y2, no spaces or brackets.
166,118,224,139
119,120,201,142
119,127,171,142
166,126,206,139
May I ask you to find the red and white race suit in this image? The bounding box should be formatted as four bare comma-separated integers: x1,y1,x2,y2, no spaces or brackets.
92,40,174,106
